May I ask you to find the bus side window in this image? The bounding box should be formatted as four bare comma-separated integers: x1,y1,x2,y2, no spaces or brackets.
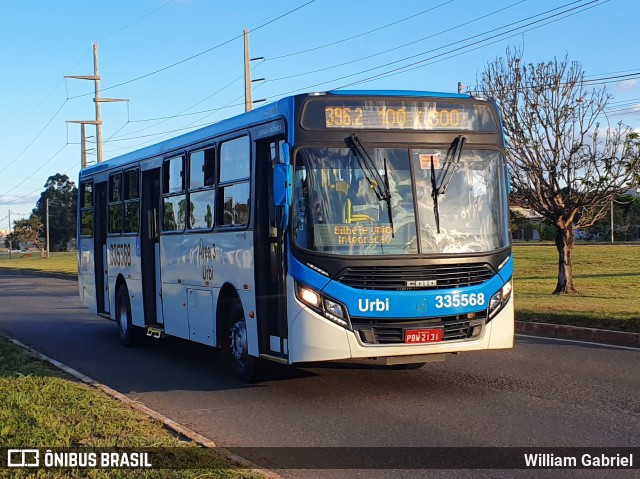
162,156,186,232
108,172,123,234
80,181,94,237
189,147,215,229
218,137,250,227
123,168,140,234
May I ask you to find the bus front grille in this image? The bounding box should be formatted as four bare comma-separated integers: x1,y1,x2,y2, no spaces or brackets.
337,264,495,290
351,314,486,345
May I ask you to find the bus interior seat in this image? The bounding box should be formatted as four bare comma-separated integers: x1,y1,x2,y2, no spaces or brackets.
348,177,379,222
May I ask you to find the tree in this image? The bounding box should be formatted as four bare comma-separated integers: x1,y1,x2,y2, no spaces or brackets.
10,216,45,252
32,174,77,251
478,48,640,294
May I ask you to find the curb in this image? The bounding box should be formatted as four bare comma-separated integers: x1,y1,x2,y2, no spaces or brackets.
515,321,640,347
4,337,282,479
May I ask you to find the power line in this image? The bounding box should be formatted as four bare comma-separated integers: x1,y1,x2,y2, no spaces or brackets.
268,0,529,82
3,0,611,204
0,144,70,203
110,72,248,139
97,1,608,147
107,0,590,141
68,0,316,100
1,1,181,184
99,0,176,42
268,0,455,60
275,0,605,94
4,157,79,206
0,100,68,176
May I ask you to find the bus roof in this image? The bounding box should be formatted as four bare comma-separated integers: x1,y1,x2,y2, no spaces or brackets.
80,90,475,177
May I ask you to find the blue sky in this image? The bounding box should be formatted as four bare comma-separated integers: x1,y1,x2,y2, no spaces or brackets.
1,0,638,223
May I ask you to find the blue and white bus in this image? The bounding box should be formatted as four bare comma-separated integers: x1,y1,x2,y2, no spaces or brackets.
78,91,513,381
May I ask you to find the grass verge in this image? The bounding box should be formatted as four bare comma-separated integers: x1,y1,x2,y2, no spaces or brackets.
0,336,264,479
513,244,640,333
0,251,77,276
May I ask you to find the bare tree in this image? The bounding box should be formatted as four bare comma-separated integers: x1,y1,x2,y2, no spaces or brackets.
478,48,639,294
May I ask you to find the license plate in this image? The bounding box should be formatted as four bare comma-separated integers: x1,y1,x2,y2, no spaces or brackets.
404,329,443,344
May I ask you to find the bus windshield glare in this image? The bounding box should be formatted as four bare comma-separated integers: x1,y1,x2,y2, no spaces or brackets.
293,146,508,255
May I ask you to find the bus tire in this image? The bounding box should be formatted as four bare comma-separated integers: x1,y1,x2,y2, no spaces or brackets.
116,285,142,347
227,302,258,382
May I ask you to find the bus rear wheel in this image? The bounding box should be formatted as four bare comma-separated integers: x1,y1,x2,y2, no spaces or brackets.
116,285,143,347
228,303,257,382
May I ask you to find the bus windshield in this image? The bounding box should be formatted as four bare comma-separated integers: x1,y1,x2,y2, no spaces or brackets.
293,146,508,255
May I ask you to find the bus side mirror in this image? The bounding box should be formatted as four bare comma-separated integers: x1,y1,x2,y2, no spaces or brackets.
273,163,292,207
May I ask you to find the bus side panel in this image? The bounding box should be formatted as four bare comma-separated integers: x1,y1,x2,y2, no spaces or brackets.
187,288,215,346
79,238,97,315
160,234,196,340
209,230,258,356
106,236,142,323
162,283,189,340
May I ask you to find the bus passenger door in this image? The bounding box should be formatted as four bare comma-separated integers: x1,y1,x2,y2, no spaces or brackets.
254,135,288,360
94,181,108,314
141,168,162,325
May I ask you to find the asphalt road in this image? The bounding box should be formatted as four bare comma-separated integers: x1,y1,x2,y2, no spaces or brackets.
0,270,638,479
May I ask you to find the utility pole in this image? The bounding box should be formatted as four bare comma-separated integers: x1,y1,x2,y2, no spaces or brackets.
81,124,87,169
611,199,615,243
46,198,50,258
66,42,127,166
8,210,11,259
243,29,266,112
244,29,252,112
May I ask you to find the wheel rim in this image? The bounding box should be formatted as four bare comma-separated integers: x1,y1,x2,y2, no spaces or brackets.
230,319,248,367
119,296,129,335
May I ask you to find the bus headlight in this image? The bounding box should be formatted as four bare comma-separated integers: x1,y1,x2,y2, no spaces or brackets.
324,299,346,319
488,279,512,319
295,282,350,328
299,287,321,308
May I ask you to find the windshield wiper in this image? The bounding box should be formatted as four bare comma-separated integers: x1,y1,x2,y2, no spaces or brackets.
345,134,394,236
345,134,391,201
430,135,466,234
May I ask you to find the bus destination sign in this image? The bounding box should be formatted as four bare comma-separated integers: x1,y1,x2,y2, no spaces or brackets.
302,98,496,132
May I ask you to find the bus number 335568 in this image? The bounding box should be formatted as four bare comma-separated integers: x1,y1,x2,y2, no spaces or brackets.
434,293,485,308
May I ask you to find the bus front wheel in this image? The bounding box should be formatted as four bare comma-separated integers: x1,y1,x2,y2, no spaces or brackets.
116,285,142,347
228,303,257,382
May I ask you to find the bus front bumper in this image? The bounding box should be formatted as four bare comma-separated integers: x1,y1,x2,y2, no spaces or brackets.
288,296,514,364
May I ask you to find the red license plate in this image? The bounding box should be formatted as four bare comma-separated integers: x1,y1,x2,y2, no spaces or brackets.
404,329,443,344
